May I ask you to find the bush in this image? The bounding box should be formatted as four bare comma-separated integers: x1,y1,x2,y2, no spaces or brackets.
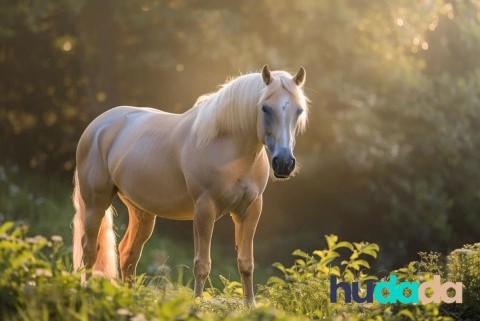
0,221,478,321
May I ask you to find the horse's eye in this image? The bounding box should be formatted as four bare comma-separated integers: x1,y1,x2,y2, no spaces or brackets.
262,105,271,114
297,108,304,115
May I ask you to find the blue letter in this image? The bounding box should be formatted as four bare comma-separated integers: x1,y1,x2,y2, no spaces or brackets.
330,275,352,303
352,281,375,303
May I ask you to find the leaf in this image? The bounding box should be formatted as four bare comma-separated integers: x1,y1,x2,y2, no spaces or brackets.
267,276,285,285
318,251,340,266
292,249,309,259
349,261,361,271
226,281,242,291
355,259,371,269
313,250,326,258
395,267,409,275
354,242,363,252
407,261,417,272
397,309,415,320
359,274,378,282
0,221,15,235
350,251,359,260
343,269,354,282
328,266,341,277
272,262,286,274
332,241,355,251
362,243,380,258
325,235,338,249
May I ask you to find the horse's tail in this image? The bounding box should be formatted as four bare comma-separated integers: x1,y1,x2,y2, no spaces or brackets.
72,169,118,279
72,170,85,274
93,206,117,278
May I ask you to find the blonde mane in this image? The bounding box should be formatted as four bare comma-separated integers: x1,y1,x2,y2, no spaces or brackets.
192,70,308,147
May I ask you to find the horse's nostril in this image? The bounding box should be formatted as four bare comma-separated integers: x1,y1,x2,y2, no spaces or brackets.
287,158,296,172
272,156,279,170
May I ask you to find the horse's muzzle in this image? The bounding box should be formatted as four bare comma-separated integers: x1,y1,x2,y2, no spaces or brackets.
272,152,296,178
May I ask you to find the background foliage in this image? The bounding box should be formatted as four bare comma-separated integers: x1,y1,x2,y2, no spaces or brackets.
1,0,480,271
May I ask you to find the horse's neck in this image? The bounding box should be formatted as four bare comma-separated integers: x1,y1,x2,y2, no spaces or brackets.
230,132,265,164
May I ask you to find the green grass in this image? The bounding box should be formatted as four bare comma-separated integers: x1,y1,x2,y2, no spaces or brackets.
1,166,479,320
1,221,479,321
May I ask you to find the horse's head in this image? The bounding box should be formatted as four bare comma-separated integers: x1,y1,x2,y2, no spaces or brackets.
257,65,308,179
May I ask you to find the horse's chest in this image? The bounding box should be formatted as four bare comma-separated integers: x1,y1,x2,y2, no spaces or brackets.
217,179,259,217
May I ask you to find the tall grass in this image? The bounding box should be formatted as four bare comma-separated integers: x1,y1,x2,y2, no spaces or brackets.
0,220,479,320
1,166,479,320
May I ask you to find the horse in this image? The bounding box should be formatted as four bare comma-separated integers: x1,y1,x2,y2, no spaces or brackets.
72,65,308,306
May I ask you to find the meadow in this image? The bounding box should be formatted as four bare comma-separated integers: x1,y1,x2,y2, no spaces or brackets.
1,167,479,321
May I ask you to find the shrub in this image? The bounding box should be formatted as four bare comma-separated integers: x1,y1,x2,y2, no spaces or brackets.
0,221,478,321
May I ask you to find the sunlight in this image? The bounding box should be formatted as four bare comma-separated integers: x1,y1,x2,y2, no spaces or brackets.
62,40,72,52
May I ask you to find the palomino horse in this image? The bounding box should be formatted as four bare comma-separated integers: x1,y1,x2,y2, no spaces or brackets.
72,65,308,306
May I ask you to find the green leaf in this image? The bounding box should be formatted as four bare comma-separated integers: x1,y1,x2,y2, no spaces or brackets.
362,243,380,258
313,250,326,258
318,251,340,266
343,269,354,282
325,235,338,249
355,259,370,269
292,249,309,259
359,274,378,282
349,261,361,271
407,261,417,272
328,266,341,277
267,276,286,285
0,221,15,234
332,241,355,251
397,309,415,320
350,251,359,260
272,262,286,273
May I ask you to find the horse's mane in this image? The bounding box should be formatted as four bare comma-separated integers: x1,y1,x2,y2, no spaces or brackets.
192,70,308,147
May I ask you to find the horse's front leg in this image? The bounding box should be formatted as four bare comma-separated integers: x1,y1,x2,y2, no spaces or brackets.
232,196,262,307
193,196,216,298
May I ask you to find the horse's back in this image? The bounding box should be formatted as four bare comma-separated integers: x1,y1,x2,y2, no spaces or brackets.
77,106,174,163
77,106,195,218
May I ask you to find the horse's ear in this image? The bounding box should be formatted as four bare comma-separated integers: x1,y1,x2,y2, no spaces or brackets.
293,66,306,86
261,64,272,85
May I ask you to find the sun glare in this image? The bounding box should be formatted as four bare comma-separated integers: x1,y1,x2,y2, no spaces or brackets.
62,41,72,52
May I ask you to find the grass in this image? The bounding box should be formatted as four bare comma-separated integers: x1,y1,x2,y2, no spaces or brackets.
1,166,479,320
1,221,479,320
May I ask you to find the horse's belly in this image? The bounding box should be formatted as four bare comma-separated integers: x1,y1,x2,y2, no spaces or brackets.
119,184,194,220
143,197,194,220
112,154,195,220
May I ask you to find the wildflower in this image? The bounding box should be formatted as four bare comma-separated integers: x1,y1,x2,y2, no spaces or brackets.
116,308,131,316
131,313,147,321
51,235,63,242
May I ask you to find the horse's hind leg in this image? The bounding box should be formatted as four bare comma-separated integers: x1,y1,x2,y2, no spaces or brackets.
76,162,117,279
82,188,116,275
118,201,156,285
